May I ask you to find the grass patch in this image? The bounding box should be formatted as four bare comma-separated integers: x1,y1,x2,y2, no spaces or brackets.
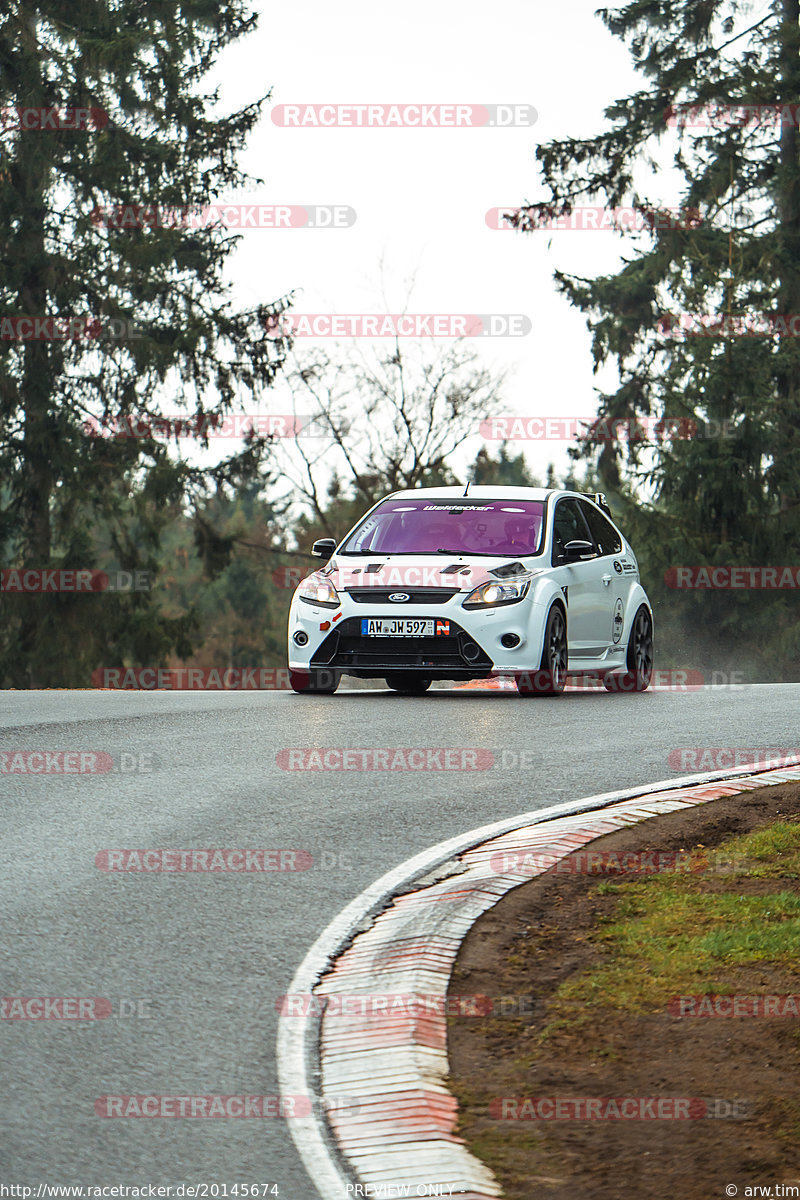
541,821,800,1030
711,819,800,878
770,1097,800,1146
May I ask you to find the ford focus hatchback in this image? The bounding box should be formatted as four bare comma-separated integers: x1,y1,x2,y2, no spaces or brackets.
287,486,653,696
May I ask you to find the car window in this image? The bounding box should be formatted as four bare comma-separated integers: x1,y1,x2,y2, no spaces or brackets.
551,499,594,563
340,499,546,556
578,500,623,556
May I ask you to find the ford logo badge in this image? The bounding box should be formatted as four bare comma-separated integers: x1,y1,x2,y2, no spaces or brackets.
388,592,410,602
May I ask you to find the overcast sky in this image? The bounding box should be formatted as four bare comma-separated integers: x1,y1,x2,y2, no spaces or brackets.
207,0,661,482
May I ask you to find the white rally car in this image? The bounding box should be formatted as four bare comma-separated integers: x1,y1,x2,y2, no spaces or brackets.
286,486,653,696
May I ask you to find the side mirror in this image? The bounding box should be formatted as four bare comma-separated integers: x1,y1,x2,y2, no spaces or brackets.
563,539,595,560
311,538,337,559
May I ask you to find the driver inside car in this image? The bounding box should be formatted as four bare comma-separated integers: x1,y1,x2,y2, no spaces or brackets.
489,517,535,554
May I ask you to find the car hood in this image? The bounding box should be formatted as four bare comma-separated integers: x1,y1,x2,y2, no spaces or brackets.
305,554,540,593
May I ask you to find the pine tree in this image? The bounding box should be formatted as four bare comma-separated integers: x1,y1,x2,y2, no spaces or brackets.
519,0,800,677
469,443,539,487
0,2,288,685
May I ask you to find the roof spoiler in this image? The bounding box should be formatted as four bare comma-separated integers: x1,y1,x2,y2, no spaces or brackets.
582,492,612,514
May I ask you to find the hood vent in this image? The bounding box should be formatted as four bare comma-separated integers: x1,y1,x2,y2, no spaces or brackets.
490,560,528,578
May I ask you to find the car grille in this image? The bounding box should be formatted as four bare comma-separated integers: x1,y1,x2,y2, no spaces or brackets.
310,617,494,677
344,588,460,604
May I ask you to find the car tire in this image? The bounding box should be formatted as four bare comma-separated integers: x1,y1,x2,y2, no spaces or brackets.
385,673,432,695
604,605,653,692
516,605,567,696
289,669,340,694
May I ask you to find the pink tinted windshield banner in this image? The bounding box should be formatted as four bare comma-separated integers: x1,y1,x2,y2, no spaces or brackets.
340,499,545,557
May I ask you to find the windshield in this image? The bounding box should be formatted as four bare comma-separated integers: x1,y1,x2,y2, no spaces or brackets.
339,498,546,557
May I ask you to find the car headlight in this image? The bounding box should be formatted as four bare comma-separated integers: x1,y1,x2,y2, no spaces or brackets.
297,578,340,609
462,578,530,610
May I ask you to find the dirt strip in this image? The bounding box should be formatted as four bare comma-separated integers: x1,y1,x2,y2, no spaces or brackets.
447,782,800,1199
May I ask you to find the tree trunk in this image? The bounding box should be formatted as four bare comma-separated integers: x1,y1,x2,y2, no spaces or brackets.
776,0,800,514
17,12,54,686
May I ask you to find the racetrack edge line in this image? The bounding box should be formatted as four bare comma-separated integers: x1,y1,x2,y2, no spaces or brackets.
275,761,800,1199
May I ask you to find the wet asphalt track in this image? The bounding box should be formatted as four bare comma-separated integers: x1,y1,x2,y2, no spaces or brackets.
2,683,799,1195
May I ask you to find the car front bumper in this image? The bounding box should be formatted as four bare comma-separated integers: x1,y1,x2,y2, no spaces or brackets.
288,596,543,680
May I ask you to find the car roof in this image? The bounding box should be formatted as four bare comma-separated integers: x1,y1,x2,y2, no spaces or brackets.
385,485,559,502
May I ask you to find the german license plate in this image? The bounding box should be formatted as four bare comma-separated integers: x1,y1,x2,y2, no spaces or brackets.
361,618,447,637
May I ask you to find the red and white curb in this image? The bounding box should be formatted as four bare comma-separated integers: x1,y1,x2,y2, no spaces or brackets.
277,762,800,1199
